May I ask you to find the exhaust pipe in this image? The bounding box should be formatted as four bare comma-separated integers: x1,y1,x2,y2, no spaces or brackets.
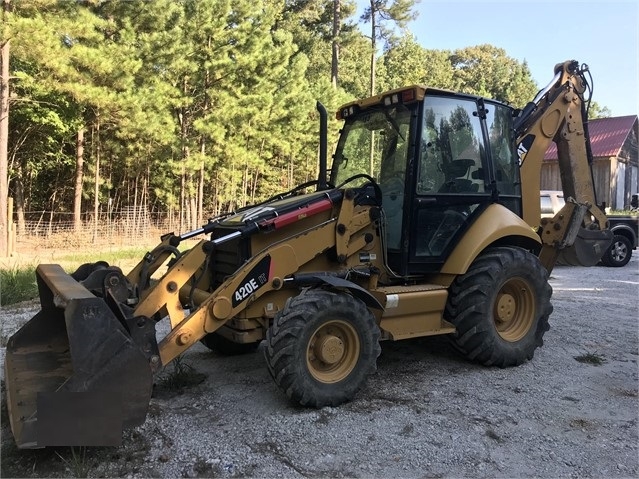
317,101,328,190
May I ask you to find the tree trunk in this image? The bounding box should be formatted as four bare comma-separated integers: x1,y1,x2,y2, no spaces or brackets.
289,154,294,189
251,168,259,203
368,1,377,176
179,167,185,233
198,136,205,227
92,114,100,244
189,193,197,230
74,127,85,232
14,162,25,235
242,164,249,208
200,57,210,225
133,174,139,232
0,0,10,256
369,0,376,97
47,187,57,238
230,160,236,212
141,174,148,235
331,0,340,88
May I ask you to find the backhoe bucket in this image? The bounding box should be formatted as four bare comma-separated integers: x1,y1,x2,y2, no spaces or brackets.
557,227,614,266
4,264,156,448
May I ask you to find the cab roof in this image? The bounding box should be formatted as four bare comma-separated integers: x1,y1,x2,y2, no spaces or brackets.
336,85,513,120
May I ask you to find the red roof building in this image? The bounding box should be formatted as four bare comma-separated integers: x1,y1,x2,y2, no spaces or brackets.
541,115,638,210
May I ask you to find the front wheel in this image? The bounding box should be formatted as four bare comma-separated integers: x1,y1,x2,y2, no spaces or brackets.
600,234,632,267
446,247,552,367
264,289,381,407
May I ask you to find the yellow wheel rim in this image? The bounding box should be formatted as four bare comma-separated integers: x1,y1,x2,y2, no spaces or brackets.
307,320,360,383
493,277,535,342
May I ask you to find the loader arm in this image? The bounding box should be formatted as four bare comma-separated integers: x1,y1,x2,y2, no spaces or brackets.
134,190,377,365
514,60,611,270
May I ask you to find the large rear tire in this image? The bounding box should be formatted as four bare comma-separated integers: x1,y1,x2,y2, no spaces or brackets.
446,247,552,367
264,289,381,407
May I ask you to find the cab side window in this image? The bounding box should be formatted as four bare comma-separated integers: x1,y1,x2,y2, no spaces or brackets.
418,97,485,195
486,103,520,195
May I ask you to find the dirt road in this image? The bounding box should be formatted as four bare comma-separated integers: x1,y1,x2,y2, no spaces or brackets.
1,257,638,478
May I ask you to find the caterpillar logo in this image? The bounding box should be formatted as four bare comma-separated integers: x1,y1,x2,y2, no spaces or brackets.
517,134,535,166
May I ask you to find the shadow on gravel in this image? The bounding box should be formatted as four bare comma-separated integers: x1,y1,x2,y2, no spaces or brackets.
377,334,468,370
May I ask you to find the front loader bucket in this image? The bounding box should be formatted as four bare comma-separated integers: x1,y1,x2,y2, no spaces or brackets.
557,227,614,266
4,264,155,449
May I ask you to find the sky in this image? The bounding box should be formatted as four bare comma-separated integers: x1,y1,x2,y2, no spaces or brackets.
355,0,639,117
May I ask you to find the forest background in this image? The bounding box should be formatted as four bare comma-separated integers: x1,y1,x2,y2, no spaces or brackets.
0,0,612,255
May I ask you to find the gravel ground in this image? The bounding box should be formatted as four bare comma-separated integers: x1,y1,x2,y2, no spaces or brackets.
1,256,638,478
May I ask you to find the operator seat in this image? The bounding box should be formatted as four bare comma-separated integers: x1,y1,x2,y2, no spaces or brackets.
439,159,478,193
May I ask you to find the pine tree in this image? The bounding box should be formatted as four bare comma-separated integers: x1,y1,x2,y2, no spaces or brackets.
360,0,418,96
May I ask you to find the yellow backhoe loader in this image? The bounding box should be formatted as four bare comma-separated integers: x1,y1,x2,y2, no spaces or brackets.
5,60,612,448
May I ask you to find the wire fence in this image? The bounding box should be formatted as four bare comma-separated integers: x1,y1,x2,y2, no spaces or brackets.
14,207,191,250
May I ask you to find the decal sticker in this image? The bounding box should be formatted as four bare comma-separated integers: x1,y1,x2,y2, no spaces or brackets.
232,256,271,307
359,252,377,262
516,134,535,166
386,294,399,309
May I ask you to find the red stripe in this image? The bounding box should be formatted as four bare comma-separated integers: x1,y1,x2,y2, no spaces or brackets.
264,198,334,230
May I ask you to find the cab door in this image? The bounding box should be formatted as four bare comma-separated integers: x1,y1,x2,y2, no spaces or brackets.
407,94,492,274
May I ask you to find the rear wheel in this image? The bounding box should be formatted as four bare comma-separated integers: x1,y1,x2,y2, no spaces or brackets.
600,234,632,267
446,247,552,367
264,289,381,407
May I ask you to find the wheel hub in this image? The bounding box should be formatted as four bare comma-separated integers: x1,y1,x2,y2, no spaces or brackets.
306,320,361,383
315,336,345,364
612,242,626,260
493,277,535,342
496,293,516,323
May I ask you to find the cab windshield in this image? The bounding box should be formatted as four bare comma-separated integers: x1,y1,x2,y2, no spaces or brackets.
330,104,414,187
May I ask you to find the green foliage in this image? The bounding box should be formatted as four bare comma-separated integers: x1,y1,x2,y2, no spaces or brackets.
360,0,420,44
0,266,38,306
588,101,612,119
6,0,557,225
574,351,606,366
157,355,206,390
450,44,538,107
56,247,150,267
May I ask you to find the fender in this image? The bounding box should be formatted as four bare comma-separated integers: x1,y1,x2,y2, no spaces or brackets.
610,223,638,248
289,273,384,310
441,203,541,275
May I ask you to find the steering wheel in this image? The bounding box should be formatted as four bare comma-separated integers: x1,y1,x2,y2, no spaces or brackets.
336,173,383,205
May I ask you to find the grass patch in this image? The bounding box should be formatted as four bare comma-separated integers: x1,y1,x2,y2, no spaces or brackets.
0,266,38,306
607,209,638,215
56,247,150,270
157,355,206,391
56,447,91,478
574,351,606,366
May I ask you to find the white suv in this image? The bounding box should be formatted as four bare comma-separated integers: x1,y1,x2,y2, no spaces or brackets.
540,190,565,218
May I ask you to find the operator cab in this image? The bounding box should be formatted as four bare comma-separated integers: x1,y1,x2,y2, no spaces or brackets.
330,86,522,276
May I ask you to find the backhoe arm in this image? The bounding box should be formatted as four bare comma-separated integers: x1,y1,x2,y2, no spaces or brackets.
514,60,611,269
